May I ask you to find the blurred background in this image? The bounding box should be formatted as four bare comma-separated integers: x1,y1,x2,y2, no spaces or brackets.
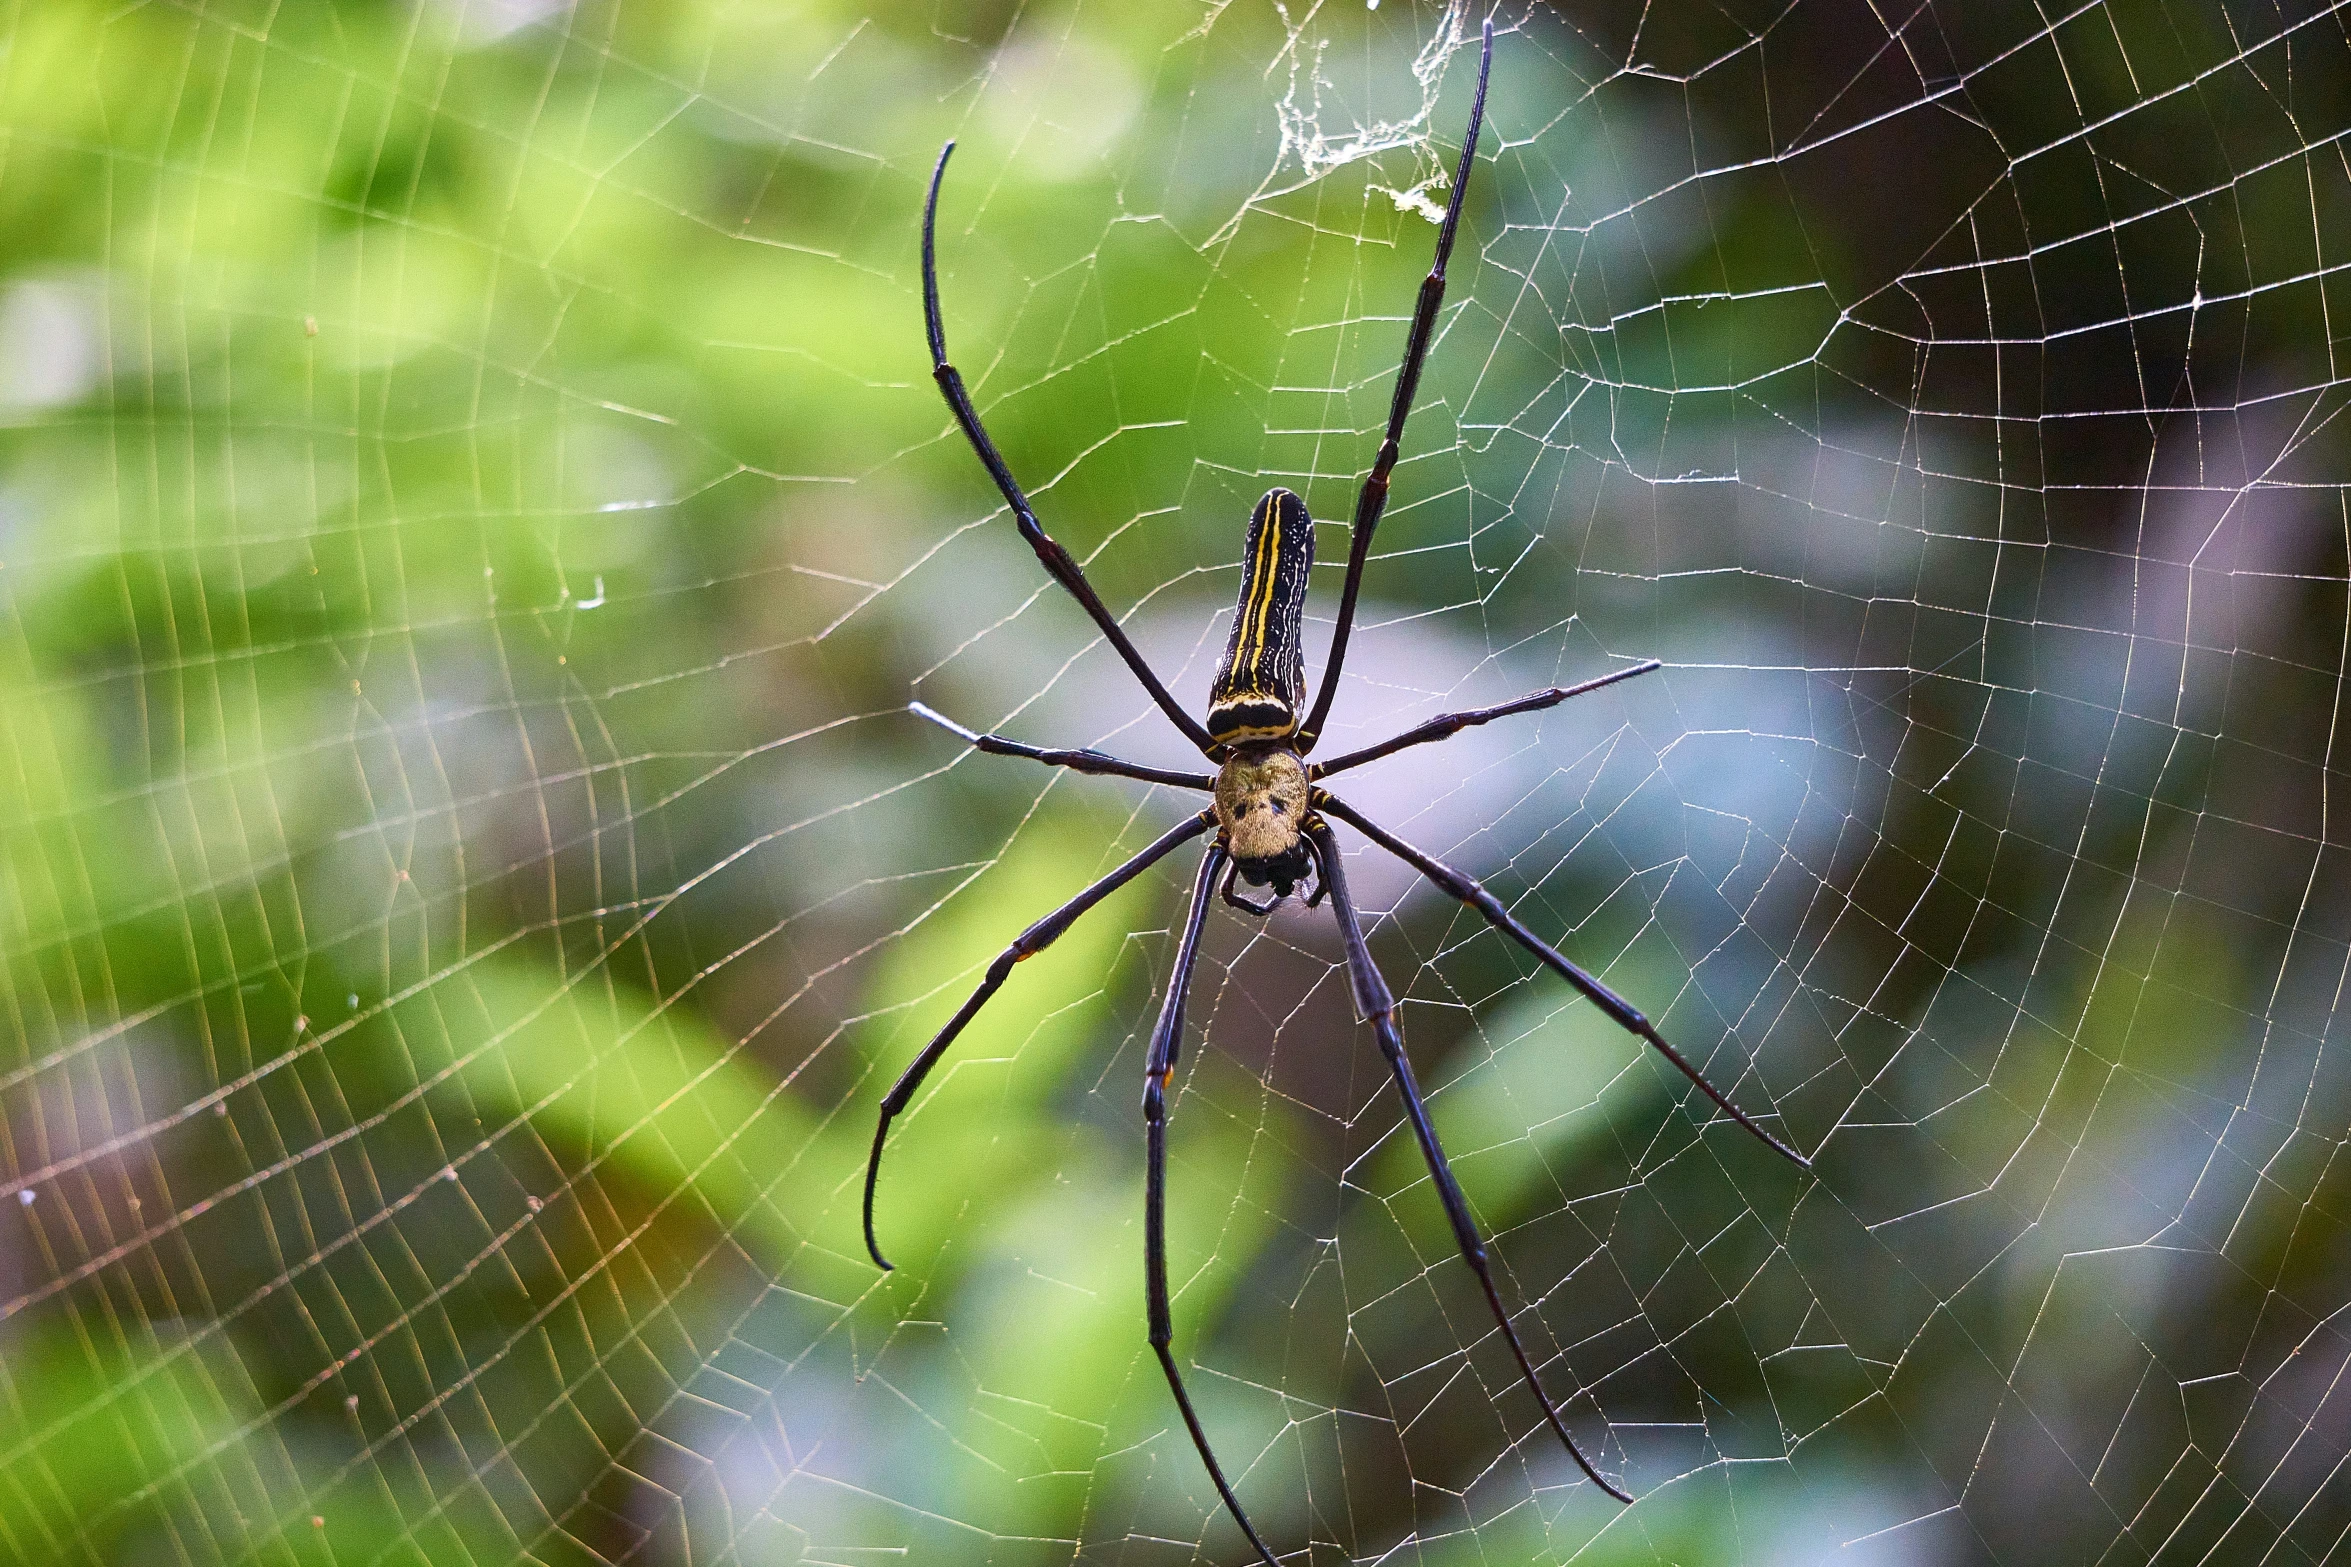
2,0,2349,1562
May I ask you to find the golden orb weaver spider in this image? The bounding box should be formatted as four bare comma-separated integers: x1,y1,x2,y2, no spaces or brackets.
865,23,1808,1559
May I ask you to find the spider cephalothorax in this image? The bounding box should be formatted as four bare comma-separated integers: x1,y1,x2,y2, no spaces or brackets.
1212,744,1313,898
871,26,1809,1563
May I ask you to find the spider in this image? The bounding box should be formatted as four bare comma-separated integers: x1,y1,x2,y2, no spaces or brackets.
865,23,1807,1559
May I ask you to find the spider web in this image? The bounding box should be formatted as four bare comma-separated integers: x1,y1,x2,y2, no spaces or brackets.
2,0,2348,1562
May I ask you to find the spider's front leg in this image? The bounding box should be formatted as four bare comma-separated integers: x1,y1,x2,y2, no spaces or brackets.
1305,818,1635,1502
1219,859,1284,916
1316,793,1808,1168
1143,842,1283,1566
862,812,1210,1270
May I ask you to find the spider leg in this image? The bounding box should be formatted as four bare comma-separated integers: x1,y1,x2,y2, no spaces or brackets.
1302,830,1331,909
923,145,1218,756
1295,21,1494,754
1144,842,1282,1567
1220,858,1282,916
1315,793,1809,1168
1310,662,1661,780
864,812,1213,1270
1304,819,1633,1504
911,702,1213,791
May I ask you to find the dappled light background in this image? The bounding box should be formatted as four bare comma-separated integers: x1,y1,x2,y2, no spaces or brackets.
3,1,2350,1563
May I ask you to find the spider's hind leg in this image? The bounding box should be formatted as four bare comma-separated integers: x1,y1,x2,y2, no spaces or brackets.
921,145,1216,755
1294,19,1495,753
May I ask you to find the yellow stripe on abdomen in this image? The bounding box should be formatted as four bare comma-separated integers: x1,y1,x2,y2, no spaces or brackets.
1207,488,1314,746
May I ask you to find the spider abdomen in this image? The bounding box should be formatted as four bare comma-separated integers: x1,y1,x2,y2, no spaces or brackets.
1207,488,1314,746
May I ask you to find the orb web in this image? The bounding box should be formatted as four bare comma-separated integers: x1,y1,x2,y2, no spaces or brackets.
1,2,2347,1564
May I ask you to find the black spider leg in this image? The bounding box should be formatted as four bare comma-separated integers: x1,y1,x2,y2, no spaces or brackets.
1217,834,1334,917
911,702,1214,791
1143,842,1282,1567
1315,793,1809,1169
1305,818,1635,1504
1302,829,1332,909
864,811,1213,1270
1295,20,1495,754
1311,661,1661,780
923,145,1219,756
1220,859,1282,917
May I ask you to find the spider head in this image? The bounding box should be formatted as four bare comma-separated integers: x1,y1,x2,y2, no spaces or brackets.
1214,746,1312,891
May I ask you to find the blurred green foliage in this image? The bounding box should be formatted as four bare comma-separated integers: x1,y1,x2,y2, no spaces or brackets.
1,1,2348,1564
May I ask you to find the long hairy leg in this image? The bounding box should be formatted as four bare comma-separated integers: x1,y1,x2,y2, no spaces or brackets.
1141,843,1282,1565
1310,661,1660,779
1306,819,1634,1503
863,812,1212,1269
1315,793,1808,1168
909,702,1212,791
1296,20,1495,752
922,146,1217,754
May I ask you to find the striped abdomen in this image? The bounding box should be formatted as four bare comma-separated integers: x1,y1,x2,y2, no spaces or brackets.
1207,488,1314,746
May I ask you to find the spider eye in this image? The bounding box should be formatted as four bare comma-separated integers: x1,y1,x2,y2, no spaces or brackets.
1269,800,1285,814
